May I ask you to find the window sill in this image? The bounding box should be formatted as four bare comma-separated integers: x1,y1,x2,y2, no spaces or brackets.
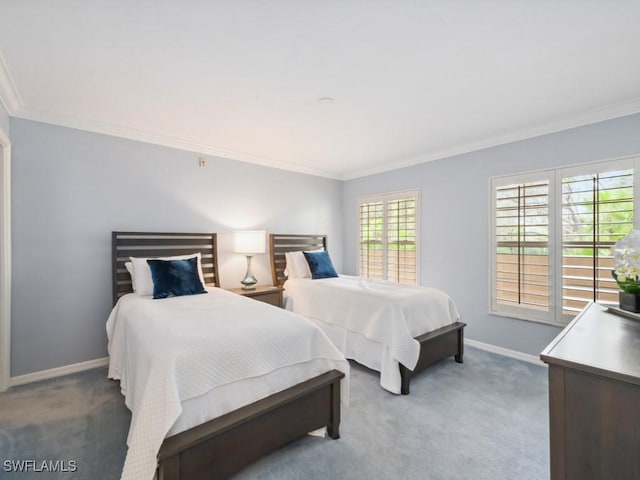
489,309,567,328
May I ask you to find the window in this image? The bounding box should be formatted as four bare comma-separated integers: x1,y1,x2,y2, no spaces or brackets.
494,175,551,318
561,167,634,315
358,190,419,284
491,157,638,325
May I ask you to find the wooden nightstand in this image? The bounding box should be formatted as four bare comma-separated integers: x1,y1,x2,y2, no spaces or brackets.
226,285,283,308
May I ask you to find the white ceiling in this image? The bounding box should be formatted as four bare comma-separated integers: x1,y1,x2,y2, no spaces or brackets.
0,1,639,180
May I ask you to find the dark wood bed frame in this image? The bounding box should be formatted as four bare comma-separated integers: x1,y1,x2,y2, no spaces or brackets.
112,232,344,480
269,233,465,395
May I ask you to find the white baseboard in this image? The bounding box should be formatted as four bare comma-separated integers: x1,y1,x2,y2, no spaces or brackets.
465,339,546,367
9,357,109,387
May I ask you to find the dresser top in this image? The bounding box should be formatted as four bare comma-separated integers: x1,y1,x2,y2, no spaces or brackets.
540,302,640,386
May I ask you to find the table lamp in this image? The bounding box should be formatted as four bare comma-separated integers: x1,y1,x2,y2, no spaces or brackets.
233,230,266,290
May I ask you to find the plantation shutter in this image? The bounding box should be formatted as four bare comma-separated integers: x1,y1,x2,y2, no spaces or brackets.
387,198,417,284
492,157,639,325
359,190,419,284
561,167,634,314
359,201,384,279
495,179,550,313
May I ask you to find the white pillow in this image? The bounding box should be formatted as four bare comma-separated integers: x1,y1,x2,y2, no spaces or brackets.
284,251,312,279
124,261,136,291
130,252,205,296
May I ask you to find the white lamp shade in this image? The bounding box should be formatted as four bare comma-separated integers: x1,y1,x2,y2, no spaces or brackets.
233,230,266,254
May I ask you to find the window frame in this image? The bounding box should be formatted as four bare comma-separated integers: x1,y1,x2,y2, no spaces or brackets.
357,188,420,285
490,156,640,326
490,170,556,324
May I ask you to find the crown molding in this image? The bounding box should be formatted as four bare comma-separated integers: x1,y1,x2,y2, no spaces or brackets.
0,50,344,179
12,106,342,180
5,84,640,182
0,51,21,115
343,97,640,180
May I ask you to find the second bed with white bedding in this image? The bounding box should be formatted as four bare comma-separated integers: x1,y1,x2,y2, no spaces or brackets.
283,275,460,394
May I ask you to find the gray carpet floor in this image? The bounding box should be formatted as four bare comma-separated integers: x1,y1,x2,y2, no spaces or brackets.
0,346,549,479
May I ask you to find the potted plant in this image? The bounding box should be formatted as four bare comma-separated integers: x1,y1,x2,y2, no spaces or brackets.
612,230,640,312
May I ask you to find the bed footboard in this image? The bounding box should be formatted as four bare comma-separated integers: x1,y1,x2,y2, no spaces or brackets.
399,322,466,395
157,369,344,480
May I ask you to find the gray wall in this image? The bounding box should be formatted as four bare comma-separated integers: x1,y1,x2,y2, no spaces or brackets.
10,112,640,375
0,101,9,136
11,118,343,376
343,113,640,356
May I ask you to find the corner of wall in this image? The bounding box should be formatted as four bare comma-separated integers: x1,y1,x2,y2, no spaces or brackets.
0,125,11,392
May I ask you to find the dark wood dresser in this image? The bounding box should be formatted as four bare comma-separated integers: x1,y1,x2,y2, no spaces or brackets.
540,302,640,480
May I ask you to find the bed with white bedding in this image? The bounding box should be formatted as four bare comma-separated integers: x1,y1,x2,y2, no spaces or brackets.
269,233,465,395
110,232,349,480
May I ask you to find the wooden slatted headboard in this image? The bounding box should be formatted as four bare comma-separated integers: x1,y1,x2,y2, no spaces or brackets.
111,231,219,305
269,234,327,287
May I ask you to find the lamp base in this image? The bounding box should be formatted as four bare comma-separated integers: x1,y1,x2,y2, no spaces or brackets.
240,255,258,290
241,278,257,290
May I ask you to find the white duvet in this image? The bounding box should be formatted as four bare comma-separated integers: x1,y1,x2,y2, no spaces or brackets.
106,289,350,480
283,275,459,393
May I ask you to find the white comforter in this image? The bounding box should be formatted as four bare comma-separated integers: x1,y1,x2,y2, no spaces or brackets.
106,289,349,480
284,275,459,393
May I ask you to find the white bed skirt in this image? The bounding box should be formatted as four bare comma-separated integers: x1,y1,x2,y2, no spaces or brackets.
302,316,403,394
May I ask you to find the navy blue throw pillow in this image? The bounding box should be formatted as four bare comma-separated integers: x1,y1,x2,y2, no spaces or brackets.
147,257,207,299
303,251,338,279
